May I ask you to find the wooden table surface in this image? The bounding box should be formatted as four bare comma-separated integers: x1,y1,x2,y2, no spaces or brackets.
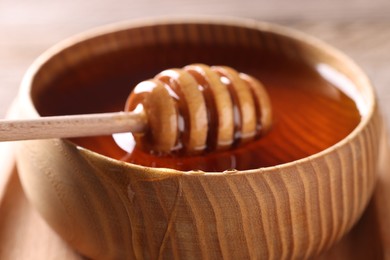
1,0,390,123
1,0,390,259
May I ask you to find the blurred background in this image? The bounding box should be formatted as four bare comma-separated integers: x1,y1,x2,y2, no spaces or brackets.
1,0,390,121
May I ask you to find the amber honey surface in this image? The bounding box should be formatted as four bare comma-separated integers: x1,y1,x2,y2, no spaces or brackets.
37,44,361,171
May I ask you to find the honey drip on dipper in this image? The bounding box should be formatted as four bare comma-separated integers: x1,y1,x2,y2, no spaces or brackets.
0,63,271,159
124,64,272,155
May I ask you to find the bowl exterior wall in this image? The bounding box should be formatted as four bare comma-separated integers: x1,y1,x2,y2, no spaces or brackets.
17,105,382,259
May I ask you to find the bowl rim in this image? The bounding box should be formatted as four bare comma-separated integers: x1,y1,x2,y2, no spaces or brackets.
18,15,376,175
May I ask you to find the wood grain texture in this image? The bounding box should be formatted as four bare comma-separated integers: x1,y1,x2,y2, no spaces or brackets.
0,165,84,260
0,111,146,141
13,19,383,259
0,99,84,259
1,1,390,259
0,114,388,259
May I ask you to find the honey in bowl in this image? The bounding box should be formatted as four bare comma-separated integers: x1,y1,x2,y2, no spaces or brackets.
19,21,380,260
36,44,362,172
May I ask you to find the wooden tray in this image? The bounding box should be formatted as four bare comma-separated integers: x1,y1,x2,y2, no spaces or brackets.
1,102,390,259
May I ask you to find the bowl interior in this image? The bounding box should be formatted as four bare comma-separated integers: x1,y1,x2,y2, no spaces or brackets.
24,19,373,171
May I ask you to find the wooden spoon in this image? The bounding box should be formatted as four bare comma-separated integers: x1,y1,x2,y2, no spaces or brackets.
0,64,272,154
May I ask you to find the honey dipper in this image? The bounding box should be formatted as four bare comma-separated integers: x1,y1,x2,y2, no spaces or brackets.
0,64,272,154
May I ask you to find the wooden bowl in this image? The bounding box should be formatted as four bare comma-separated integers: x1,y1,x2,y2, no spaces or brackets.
16,17,383,259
